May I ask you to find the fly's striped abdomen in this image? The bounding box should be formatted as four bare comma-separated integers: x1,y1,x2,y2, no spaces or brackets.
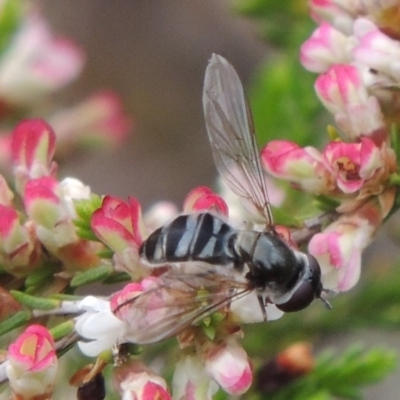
140,213,236,266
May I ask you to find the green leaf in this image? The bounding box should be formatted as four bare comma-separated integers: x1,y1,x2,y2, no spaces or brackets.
10,290,60,310
103,271,131,284
73,194,103,240
25,265,56,288
50,320,75,341
0,310,31,336
70,264,114,287
250,54,325,148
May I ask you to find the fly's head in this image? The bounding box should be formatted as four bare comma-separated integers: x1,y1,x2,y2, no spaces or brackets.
275,254,324,312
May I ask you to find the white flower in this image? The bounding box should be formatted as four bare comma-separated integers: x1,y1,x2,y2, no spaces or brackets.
75,296,127,356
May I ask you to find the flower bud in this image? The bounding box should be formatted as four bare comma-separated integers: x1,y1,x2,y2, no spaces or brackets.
262,140,332,194
300,22,351,73
49,91,131,156
173,354,218,400
11,119,57,194
315,64,386,141
113,360,171,400
7,324,58,400
183,186,229,216
203,338,252,395
91,195,148,277
308,214,376,291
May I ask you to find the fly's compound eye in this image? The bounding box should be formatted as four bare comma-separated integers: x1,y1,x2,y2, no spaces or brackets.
276,254,322,313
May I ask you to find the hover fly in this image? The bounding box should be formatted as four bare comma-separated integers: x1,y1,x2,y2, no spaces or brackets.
114,54,326,344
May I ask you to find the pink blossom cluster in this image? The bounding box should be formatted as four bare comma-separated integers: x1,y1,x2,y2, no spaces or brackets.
0,2,131,171
262,0,400,292
0,119,102,278
1,118,254,399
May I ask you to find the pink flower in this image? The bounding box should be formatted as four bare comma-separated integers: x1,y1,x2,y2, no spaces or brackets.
261,140,332,194
322,138,384,193
114,362,171,400
7,324,58,400
315,64,367,114
203,338,252,395
308,215,375,291
49,91,132,156
309,0,360,34
11,119,57,194
300,22,351,73
173,354,218,400
0,14,84,106
353,18,400,82
315,64,386,141
91,195,148,276
183,186,229,216
110,277,170,344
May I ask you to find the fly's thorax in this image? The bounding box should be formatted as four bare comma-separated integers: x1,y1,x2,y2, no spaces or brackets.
235,231,303,293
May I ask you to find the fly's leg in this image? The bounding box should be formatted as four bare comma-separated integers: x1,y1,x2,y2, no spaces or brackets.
257,294,267,322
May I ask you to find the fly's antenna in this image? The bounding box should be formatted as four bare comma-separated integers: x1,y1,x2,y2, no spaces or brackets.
319,288,335,310
319,295,332,310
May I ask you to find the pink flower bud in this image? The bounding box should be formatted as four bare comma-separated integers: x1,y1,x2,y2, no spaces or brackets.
203,339,252,395
183,186,229,216
309,0,358,34
322,137,384,193
315,64,386,140
0,14,84,106
261,140,332,194
11,119,57,194
300,22,351,73
49,91,132,156
23,176,99,270
91,196,148,276
0,204,40,276
7,324,58,400
113,361,171,400
353,18,400,81
23,177,65,230
173,354,218,400
91,196,146,249
315,64,366,114
308,215,375,291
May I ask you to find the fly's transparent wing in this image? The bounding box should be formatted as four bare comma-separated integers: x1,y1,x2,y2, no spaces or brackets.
203,53,274,226
113,267,251,344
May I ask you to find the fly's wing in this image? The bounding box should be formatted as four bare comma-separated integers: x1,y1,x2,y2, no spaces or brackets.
203,54,274,226
113,266,251,344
